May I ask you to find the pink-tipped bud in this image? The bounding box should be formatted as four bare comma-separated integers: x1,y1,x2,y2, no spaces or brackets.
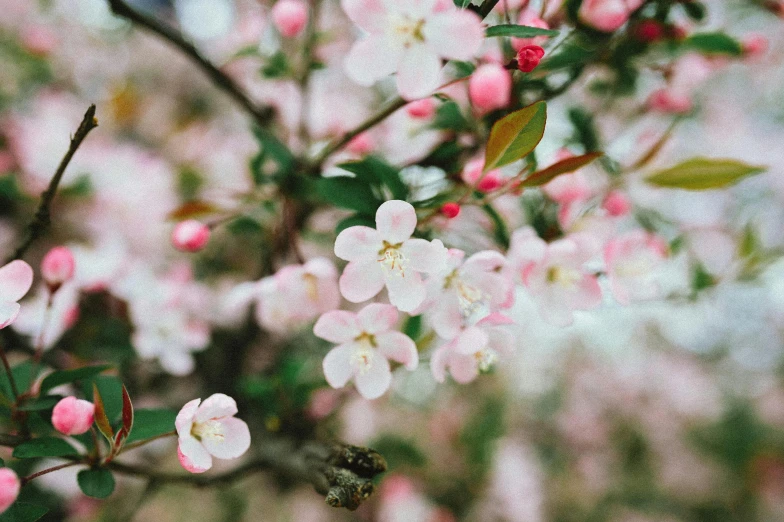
0,468,20,515
172,220,210,252
578,0,632,32
634,20,664,42
20,25,58,56
602,190,632,217
271,0,308,38
346,132,374,155
440,202,461,219
462,158,504,193
41,246,75,290
646,89,693,114
51,397,95,436
406,98,437,119
517,45,545,73
477,173,504,192
469,63,512,112
742,34,768,58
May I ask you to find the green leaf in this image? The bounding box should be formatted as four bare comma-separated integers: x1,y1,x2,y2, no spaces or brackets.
77,468,116,499
124,408,176,445
0,502,49,522
250,127,295,185
39,365,112,395
521,152,603,187
335,214,376,235
16,396,62,412
646,158,765,190
82,375,123,423
337,156,409,200
13,437,78,459
0,361,34,402
484,101,547,172
680,1,706,21
260,51,290,78
92,383,115,444
485,24,559,38
481,204,510,249
538,41,597,71
431,101,470,132
682,32,742,56
120,385,133,441
316,177,382,215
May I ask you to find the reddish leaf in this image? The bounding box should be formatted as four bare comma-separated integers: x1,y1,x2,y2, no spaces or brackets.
167,201,220,220
92,383,114,443
521,152,603,187
120,385,134,439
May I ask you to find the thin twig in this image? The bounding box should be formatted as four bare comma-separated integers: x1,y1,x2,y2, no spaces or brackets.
119,430,176,454
0,342,20,401
21,461,81,486
10,105,98,262
105,0,273,128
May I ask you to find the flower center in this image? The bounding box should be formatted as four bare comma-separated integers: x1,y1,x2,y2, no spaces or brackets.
546,265,582,288
351,333,377,375
191,420,225,443
391,15,426,47
475,348,498,373
302,272,319,301
378,242,408,277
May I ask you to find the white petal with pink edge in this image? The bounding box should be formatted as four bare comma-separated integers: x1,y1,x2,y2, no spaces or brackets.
354,354,392,399
323,344,356,388
0,260,34,303
357,303,398,334
340,0,387,33
385,273,427,313
314,310,360,343
196,393,238,423
334,226,382,262
454,326,489,355
0,302,21,330
375,200,417,244
339,261,385,303
396,45,441,100
401,238,447,273
200,417,251,459
423,10,484,61
375,331,418,370
178,436,213,473
345,35,402,86
175,398,201,437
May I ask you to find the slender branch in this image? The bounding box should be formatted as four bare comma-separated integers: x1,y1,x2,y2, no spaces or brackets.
21,461,81,486
10,105,98,262
311,96,408,168
119,430,176,453
105,0,274,128
0,344,19,400
110,440,386,510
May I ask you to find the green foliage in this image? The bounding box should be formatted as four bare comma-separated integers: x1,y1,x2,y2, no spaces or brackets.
370,435,427,470
682,33,742,57
250,127,295,185
484,101,547,171
82,375,123,424
337,156,409,200
13,437,78,459
77,468,116,499
260,51,290,78
431,101,471,132
521,152,603,187
538,39,599,72
0,502,49,522
568,107,601,152
485,24,559,38
39,365,112,395
124,409,177,444
481,203,510,249
402,315,423,342
460,398,505,473
646,158,765,190
317,176,382,215
0,362,35,403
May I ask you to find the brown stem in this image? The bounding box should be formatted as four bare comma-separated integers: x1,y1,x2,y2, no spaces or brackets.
21,461,81,485
0,343,20,400
10,105,98,262
109,440,386,510
105,0,274,128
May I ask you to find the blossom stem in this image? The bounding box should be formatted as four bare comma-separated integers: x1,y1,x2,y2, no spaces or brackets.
21,461,81,486
0,343,19,400
119,430,177,454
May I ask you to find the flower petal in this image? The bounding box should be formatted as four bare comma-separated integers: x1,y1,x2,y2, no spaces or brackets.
423,10,484,61
341,0,387,33
357,303,398,333
178,436,213,473
396,45,442,100
340,261,385,303
354,354,391,399
314,310,360,343
0,302,20,330
334,226,382,262
175,398,201,438
345,35,402,86
448,353,479,384
376,331,418,370
196,393,238,423
323,344,356,388
376,200,417,244
430,345,449,383
0,260,33,303
201,417,251,460
454,326,489,355
385,272,427,313
401,238,447,273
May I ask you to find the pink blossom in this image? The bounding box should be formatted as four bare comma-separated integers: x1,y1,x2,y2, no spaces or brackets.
462,158,504,193
517,45,545,73
440,202,461,219
176,394,251,474
542,171,593,205
341,0,484,99
171,220,210,252
469,63,512,113
431,313,514,384
334,200,447,312
314,303,418,399
509,228,602,326
602,190,632,217
512,10,550,51
0,260,34,329
271,0,308,38
41,246,75,289
646,88,693,114
406,98,437,119
0,468,20,515
742,34,768,58
604,230,667,304
346,132,375,155
51,397,95,436
578,0,644,33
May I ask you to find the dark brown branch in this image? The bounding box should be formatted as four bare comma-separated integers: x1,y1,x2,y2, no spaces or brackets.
109,440,386,510
468,0,501,19
10,105,98,262
105,0,274,128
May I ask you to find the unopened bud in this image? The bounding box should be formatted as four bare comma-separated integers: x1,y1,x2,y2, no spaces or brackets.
271,0,308,38
41,246,75,290
0,468,20,515
51,396,95,436
172,220,210,252
469,63,512,112
440,202,461,219
516,45,545,73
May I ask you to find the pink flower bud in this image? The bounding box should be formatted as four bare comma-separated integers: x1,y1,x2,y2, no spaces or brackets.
477,174,504,192
346,132,374,155
20,25,58,56
469,63,512,112
578,0,633,32
51,396,95,435
602,190,632,217
634,20,664,42
406,98,437,119
440,202,461,218
0,468,20,515
461,158,504,193
516,45,545,73
646,88,692,114
271,0,308,38
41,246,75,289
742,34,768,58
172,220,210,252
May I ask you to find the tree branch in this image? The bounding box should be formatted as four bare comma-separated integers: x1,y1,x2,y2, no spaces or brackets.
109,439,386,510
105,0,274,127
9,104,98,262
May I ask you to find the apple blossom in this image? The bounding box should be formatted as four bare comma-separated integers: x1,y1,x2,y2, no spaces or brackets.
604,230,668,304
51,396,95,435
0,260,34,329
176,394,251,474
517,45,545,73
271,0,308,38
469,63,512,113
431,313,514,384
602,190,632,217
0,468,20,515
314,303,418,399
578,0,644,33
334,200,447,312
341,0,484,99
41,246,75,289
171,220,210,252
647,89,693,114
